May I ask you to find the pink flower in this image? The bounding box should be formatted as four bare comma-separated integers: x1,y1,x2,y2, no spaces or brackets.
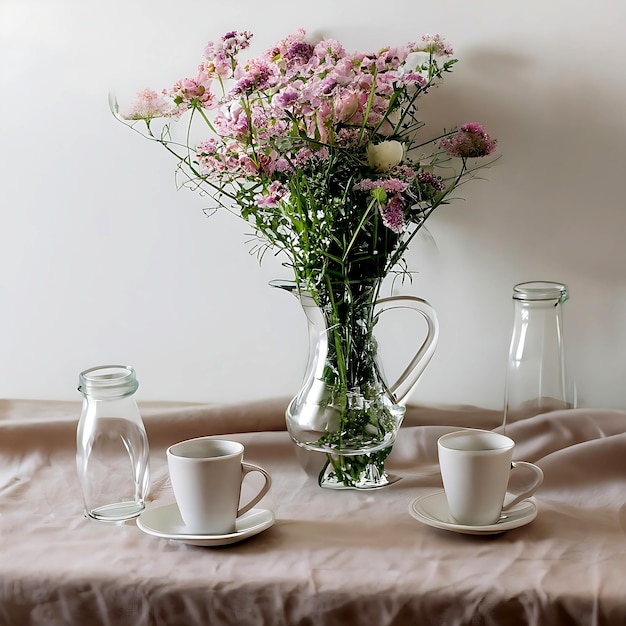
197,138,219,155
203,31,253,78
196,139,226,175
380,195,405,233
314,101,333,143
213,106,249,138
220,30,253,55
313,38,346,64
382,178,408,193
213,52,233,78
199,55,231,79
334,91,360,122
418,34,454,57
332,58,356,84
258,152,279,176
274,85,300,109
274,157,293,173
292,147,330,168
354,178,408,193
231,58,277,95
354,179,376,191
124,89,170,120
262,28,313,72
320,76,338,95
401,73,428,89
396,165,417,179
168,74,215,112
440,122,497,158
255,181,288,208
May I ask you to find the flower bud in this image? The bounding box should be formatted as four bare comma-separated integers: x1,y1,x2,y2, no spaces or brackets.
367,140,404,172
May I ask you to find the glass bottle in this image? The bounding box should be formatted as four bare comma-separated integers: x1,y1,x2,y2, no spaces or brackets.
76,365,150,522
503,281,576,430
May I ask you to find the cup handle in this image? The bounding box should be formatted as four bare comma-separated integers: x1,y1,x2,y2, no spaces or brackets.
237,462,272,517
502,461,544,511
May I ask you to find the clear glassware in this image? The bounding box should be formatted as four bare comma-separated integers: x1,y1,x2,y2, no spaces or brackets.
273,279,439,489
503,281,576,430
76,365,150,522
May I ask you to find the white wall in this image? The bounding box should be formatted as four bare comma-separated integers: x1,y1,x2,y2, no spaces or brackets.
2,0,626,411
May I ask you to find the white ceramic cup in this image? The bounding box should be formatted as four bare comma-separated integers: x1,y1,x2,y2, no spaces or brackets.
437,429,543,526
166,438,271,534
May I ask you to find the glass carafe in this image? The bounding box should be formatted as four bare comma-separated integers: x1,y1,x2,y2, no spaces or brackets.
76,365,150,522
503,281,576,429
273,279,439,489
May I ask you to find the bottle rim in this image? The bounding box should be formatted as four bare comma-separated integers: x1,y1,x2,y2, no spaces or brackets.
78,365,138,397
512,281,569,302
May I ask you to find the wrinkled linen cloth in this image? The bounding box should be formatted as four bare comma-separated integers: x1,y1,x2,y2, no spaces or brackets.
0,398,625,626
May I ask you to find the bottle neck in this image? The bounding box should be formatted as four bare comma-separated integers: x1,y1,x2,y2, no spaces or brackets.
512,281,569,304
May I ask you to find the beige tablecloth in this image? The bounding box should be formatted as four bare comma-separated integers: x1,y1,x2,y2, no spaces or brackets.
0,399,625,625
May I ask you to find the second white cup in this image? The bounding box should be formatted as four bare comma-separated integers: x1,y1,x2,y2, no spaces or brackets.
438,429,543,526
167,438,271,535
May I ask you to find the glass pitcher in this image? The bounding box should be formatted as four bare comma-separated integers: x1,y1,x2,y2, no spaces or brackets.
273,279,439,488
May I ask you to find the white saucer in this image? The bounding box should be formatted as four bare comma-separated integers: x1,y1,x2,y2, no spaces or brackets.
137,504,275,546
409,490,537,535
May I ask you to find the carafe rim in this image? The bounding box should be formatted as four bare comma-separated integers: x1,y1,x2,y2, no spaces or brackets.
512,281,569,302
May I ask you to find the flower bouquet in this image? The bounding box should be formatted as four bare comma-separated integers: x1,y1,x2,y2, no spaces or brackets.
112,29,496,488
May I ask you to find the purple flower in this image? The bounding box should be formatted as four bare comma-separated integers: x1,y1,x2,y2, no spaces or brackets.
440,122,497,158
380,194,405,233
417,172,445,192
274,86,300,108
354,178,408,194
320,76,338,95
231,60,276,95
285,41,315,65
203,31,252,71
220,30,253,55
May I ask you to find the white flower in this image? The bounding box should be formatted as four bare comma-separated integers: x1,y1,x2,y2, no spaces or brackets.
366,141,404,172
401,51,430,74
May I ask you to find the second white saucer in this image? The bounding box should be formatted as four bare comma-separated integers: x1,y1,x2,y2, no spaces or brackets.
409,490,537,535
137,503,275,546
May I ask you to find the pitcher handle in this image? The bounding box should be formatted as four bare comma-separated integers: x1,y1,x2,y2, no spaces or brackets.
375,296,439,406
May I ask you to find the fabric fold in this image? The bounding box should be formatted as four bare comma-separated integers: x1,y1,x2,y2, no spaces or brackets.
0,400,624,625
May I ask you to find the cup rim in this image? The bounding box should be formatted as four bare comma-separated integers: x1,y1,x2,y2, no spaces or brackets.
438,428,514,453
167,437,244,460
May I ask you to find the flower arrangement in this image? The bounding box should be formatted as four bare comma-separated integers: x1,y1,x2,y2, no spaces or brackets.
114,28,495,287
113,29,497,487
